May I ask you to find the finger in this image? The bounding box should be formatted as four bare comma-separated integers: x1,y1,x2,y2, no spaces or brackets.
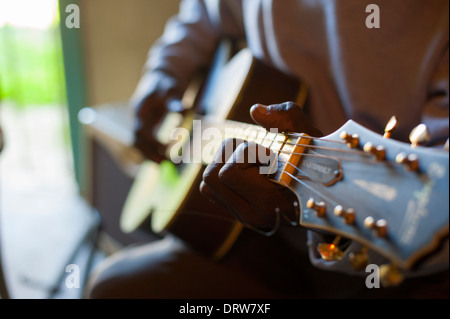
133,110,168,161
220,142,280,226
201,139,273,228
219,142,298,225
201,138,246,208
250,102,323,136
199,181,218,205
134,134,166,163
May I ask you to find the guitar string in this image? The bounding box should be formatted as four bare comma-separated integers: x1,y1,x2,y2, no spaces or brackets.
282,140,372,156
227,128,348,146
276,148,380,164
214,132,400,166
222,133,381,164
222,122,360,146
276,169,348,231
280,167,344,218
205,119,401,165
224,129,378,158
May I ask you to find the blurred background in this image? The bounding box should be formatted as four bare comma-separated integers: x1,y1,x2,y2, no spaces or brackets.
0,0,180,298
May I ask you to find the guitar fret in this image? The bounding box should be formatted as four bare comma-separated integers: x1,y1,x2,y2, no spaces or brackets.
261,132,275,148
256,130,268,145
270,133,278,148
270,133,288,154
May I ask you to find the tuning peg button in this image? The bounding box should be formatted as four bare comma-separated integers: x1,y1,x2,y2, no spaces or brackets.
364,217,388,237
396,152,419,171
363,142,386,160
340,131,359,148
334,206,355,225
383,116,398,138
306,198,326,218
409,124,430,148
380,264,404,287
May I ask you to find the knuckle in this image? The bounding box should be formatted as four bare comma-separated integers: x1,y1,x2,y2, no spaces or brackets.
285,101,297,109
199,181,209,196
217,165,234,183
284,101,300,116
202,165,220,186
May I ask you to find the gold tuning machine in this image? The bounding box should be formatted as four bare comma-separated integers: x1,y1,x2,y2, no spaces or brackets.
333,205,355,225
349,247,369,271
383,116,398,138
396,152,419,171
379,264,404,287
317,236,343,261
409,124,430,148
363,142,386,160
364,217,388,237
340,131,359,148
307,198,326,218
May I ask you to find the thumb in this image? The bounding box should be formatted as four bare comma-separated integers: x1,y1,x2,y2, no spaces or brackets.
250,102,323,136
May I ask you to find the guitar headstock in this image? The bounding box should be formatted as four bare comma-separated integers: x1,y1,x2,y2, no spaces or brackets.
285,120,448,271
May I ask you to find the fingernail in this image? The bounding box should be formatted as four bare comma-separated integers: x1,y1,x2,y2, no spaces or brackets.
250,104,267,116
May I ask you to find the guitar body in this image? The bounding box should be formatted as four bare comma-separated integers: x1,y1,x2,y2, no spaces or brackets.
120,45,303,258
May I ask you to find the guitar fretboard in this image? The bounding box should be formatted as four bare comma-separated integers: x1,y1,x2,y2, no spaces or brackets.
166,114,312,188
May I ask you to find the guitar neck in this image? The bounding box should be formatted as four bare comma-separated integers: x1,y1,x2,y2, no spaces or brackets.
189,115,299,167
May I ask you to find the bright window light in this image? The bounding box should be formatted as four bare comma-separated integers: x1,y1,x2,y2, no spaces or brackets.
0,0,58,30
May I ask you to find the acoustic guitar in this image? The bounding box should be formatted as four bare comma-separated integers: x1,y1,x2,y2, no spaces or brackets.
120,43,306,259
120,46,449,271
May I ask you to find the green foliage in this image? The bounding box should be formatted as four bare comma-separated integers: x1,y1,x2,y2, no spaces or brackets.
0,25,66,108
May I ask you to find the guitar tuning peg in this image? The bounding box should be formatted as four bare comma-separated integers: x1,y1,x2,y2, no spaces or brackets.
383,116,398,138
317,236,343,261
364,217,388,237
445,138,449,151
307,197,326,218
340,131,359,148
349,247,369,271
363,142,386,160
379,264,404,287
333,205,355,225
396,152,420,171
409,123,430,148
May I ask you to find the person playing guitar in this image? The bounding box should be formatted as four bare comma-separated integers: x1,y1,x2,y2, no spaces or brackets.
85,0,449,299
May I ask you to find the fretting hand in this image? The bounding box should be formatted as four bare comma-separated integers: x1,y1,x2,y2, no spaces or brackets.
200,102,322,233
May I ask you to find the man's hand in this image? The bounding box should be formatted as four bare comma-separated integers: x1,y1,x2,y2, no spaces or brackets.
132,74,184,163
250,101,323,137
200,102,322,233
